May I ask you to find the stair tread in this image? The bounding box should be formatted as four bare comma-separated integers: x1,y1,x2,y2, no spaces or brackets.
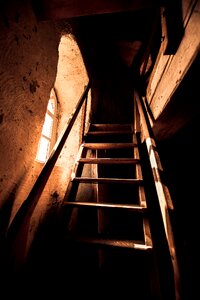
90,123,132,130
63,201,147,210
84,142,137,149
73,177,143,184
86,130,132,135
91,123,132,126
78,158,140,164
65,234,152,250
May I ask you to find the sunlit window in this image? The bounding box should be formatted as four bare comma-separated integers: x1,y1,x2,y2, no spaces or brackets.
36,89,57,163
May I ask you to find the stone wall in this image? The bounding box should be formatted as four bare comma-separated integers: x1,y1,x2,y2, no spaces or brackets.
0,0,59,238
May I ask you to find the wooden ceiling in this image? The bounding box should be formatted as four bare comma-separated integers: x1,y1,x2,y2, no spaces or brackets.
32,0,158,20
31,0,160,76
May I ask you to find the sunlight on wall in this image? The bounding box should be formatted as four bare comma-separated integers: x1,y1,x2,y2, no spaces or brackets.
54,34,89,137
36,89,57,162
35,32,90,192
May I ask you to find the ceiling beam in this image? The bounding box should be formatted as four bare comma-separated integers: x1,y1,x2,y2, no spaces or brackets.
32,0,158,20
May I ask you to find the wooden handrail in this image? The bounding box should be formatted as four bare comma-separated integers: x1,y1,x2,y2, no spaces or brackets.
80,85,88,143
6,80,91,240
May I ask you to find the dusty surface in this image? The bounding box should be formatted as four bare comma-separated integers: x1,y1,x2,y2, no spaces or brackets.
0,0,59,226
54,33,89,172
0,0,89,266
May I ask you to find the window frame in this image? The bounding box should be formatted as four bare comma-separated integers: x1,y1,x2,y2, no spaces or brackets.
36,89,58,163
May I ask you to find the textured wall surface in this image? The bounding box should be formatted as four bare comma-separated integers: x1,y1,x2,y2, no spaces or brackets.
0,1,91,270
0,0,59,235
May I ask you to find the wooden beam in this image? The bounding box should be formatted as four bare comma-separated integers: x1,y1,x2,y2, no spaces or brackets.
73,177,143,184
83,142,137,149
33,0,158,20
78,158,139,164
147,0,200,120
63,201,146,211
152,52,200,141
65,235,152,250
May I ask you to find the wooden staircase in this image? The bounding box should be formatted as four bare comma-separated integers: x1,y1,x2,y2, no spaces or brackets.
60,123,162,299
4,83,179,299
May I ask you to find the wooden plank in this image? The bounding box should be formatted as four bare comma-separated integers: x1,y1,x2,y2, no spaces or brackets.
86,130,132,135
133,134,140,159
135,158,142,180
133,132,147,209
147,0,200,120
63,201,147,212
90,123,132,131
134,100,141,133
78,158,140,164
84,143,137,149
143,218,153,247
138,186,147,208
35,0,157,20
73,177,143,184
80,92,88,144
70,143,85,179
182,0,197,27
66,235,152,250
146,6,171,103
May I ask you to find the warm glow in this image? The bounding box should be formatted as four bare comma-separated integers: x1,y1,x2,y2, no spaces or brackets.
42,113,53,138
48,96,55,114
36,137,50,162
36,90,57,163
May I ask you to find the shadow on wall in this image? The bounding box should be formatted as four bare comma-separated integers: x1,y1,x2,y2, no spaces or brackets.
0,174,26,240
0,173,27,286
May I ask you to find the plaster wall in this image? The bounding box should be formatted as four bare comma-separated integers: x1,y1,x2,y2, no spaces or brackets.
0,0,60,236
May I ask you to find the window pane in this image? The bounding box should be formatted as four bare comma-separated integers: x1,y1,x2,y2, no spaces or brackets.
48,97,55,114
42,113,53,138
36,137,50,162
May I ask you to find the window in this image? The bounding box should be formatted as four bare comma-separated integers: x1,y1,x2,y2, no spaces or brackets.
36,89,57,163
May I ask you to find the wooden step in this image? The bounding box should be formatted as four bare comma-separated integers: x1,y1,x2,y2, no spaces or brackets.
86,130,132,136
65,235,152,250
63,201,147,211
78,158,140,164
84,143,137,150
90,123,132,131
72,177,143,184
